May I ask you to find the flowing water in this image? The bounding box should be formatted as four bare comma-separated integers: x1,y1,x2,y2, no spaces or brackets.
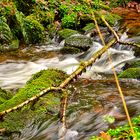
0,19,140,139
0,33,135,90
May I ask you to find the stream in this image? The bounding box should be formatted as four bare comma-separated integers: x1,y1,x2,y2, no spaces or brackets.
0,19,140,139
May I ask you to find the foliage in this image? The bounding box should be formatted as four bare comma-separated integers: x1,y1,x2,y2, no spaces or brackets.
0,16,13,43
0,16,19,51
108,115,140,139
58,28,78,40
59,2,92,28
0,0,122,47
62,13,78,28
109,0,131,7
0,1,16,18
31,0,55,26
93,0,102,9
14,0,35,15
104,13,122,26
126,60,140,69
59,3,70,18
90,115,140,139
97,12,122,26
15,11,45,44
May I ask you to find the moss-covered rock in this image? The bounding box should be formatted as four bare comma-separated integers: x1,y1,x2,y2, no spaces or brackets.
65,35,92,52
123,60,140,70
118,68,140,79
130,60,140,68
0,69,67,132
58,29,78,40
25,16,45,44
82,23,95,34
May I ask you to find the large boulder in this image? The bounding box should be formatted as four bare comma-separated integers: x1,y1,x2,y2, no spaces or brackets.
0,69,67,133
62,35,92,54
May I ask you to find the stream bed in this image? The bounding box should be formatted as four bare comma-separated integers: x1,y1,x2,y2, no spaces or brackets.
0,13,140,139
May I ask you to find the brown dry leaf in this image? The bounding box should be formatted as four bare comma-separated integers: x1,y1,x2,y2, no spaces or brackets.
99,131,111,140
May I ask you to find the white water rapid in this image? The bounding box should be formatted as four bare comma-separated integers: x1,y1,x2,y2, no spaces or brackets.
0,33,135,89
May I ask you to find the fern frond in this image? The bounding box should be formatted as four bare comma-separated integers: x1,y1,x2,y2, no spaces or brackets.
0,16,13,43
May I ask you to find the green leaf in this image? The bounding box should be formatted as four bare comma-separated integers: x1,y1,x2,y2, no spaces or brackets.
103,115,115,124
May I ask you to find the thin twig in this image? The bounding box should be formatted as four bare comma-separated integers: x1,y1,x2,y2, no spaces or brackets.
95,13,135,137
99,14,140,49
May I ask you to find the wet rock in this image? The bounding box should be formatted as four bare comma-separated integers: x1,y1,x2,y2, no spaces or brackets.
134,47,140,57
64,35,92,52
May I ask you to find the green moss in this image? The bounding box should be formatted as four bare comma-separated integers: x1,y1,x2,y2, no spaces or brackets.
58,29,78,40
0,88,13,105
129,60,140,68
29,10,55,26
105,13,121,25
15,11,45,44
97,13,122,26
118,68,140,79
61,13,78,28
0,69,68,132
82,23,95,33
24,16,45,44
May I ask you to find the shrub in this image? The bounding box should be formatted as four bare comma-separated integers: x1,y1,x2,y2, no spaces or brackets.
62,13,78,28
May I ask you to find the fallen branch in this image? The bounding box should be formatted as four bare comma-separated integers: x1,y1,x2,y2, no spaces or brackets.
99,14,140,48
96,12,135,137
0,87,62,118
58,90,68,139
0,38,116,118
